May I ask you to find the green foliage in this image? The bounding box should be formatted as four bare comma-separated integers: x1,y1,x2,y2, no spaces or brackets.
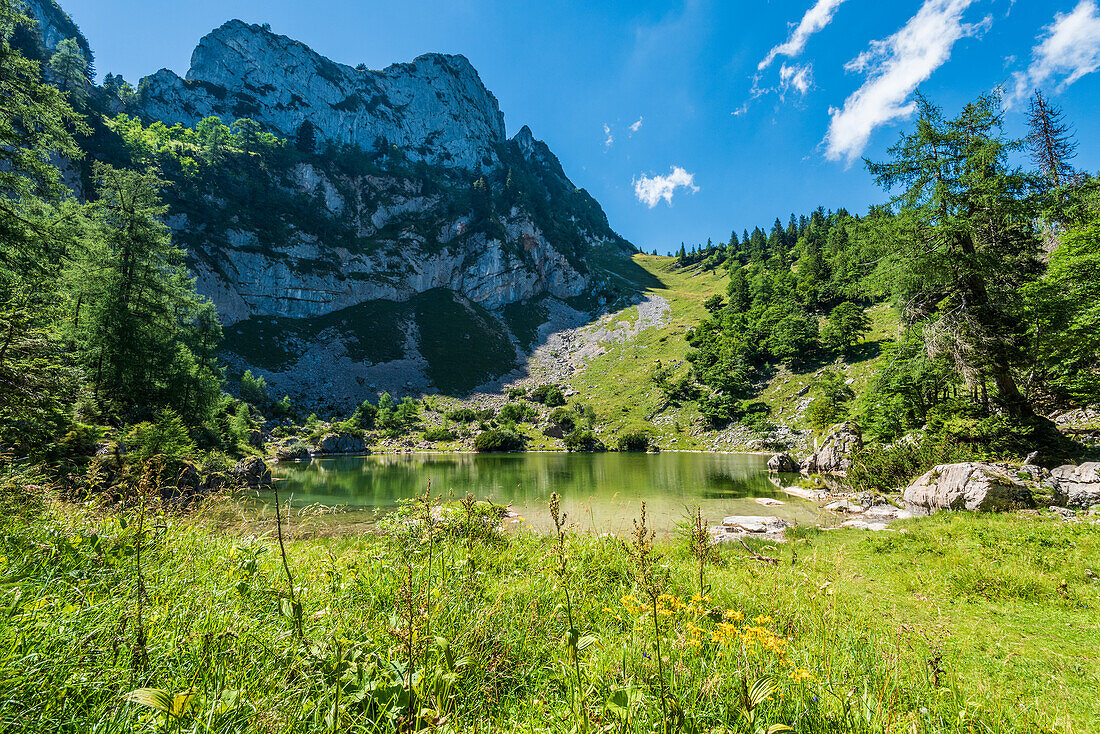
46,37,89,106
1022,180,1100,404
498,402,537,424
548,406,577,432
848,436,981,493
563,429,604,452
854,334,958,443
422,426,457,442
805,369,854,431
349,399,379,429
821,302,870,355
473,427,524,452
376,393,420,436
62,163,224,425
863,93,1040,419
529,384,566,407
239,369,269,407
122,409,195,466
1,500,1096,732
445,407,477,423
615,431,650,452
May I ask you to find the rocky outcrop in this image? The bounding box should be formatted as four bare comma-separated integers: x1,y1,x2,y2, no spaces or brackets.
767,453,799,472
22,0,91,57
275,443,311,463
902,463,1052,515
231,456,273,488
805,422,862,474
139,21,505,172
315,432,367,455
119,17,635,407
1051,463,1100,508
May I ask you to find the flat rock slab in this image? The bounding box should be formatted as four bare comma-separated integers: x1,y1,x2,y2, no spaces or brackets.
753,497,786,506
825,499,864,513
841,519,893,532
711,515,791,543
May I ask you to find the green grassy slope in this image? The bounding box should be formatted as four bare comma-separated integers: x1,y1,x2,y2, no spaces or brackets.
572,256,898,449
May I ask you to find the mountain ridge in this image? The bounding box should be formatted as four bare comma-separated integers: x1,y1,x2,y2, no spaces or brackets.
23,0,644,408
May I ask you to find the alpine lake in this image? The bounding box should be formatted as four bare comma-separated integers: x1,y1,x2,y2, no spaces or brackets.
262,451,828,536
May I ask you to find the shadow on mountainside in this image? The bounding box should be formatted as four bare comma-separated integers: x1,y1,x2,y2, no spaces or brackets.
222,251,668,413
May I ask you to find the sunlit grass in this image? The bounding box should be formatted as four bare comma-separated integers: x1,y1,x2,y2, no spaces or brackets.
0,487,1096,733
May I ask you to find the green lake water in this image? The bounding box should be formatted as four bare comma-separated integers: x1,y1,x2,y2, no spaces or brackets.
270,451,822,535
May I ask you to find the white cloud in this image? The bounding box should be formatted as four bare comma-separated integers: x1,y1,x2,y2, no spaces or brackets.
759,0,849,70
603,123,614,149
629,117,643,134
824,0,989,164
779,62,814,96
633,167,700,208
1011,0,1100,103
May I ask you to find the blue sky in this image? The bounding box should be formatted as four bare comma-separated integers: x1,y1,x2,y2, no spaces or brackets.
62,0,1100,253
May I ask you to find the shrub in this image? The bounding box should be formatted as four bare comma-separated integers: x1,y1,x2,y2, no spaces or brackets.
240,369,270,406
616,431,650,452
506,387,527,399
548,407,576,432
124,409,196,467
53,422,104,458
499,402,537,424
847,436,980,493
474,428,525,452
564,429,604,452
271,395,295,420
350,400,379,429
529,384,566,406
423,427,457,442
446,407,477,423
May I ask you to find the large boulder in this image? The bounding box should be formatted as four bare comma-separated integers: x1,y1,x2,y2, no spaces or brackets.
316,432,367,455
902,463,1052,515
231,456,273,489
805,422,862,474
767,453,799,472
541,423,565,440
1051,462,1100,508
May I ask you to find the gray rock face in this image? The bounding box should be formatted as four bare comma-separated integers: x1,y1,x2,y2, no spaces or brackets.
1051,463,1100,508
767,453,798,472
806,422,862,474
231,456,273,489
139,21,505,172
24,0,90,56
316,432,367,455
902,463,1050,514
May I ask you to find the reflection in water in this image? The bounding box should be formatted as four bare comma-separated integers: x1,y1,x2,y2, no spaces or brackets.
272,452,820,535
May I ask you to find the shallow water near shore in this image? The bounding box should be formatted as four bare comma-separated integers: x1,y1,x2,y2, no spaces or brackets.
269,451,823,535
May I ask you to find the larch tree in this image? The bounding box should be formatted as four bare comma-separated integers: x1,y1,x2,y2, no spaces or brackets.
863,93,1042,419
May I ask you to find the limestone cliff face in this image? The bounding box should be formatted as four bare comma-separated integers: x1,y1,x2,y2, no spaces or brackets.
139,21,506,172
32,2,635,404
22,0,89,57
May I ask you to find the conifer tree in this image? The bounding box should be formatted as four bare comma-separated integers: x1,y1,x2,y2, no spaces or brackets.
46,37,89,106
1026,91,1077,188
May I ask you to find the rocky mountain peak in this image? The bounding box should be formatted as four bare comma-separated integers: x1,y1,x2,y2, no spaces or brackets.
139,19,507,171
